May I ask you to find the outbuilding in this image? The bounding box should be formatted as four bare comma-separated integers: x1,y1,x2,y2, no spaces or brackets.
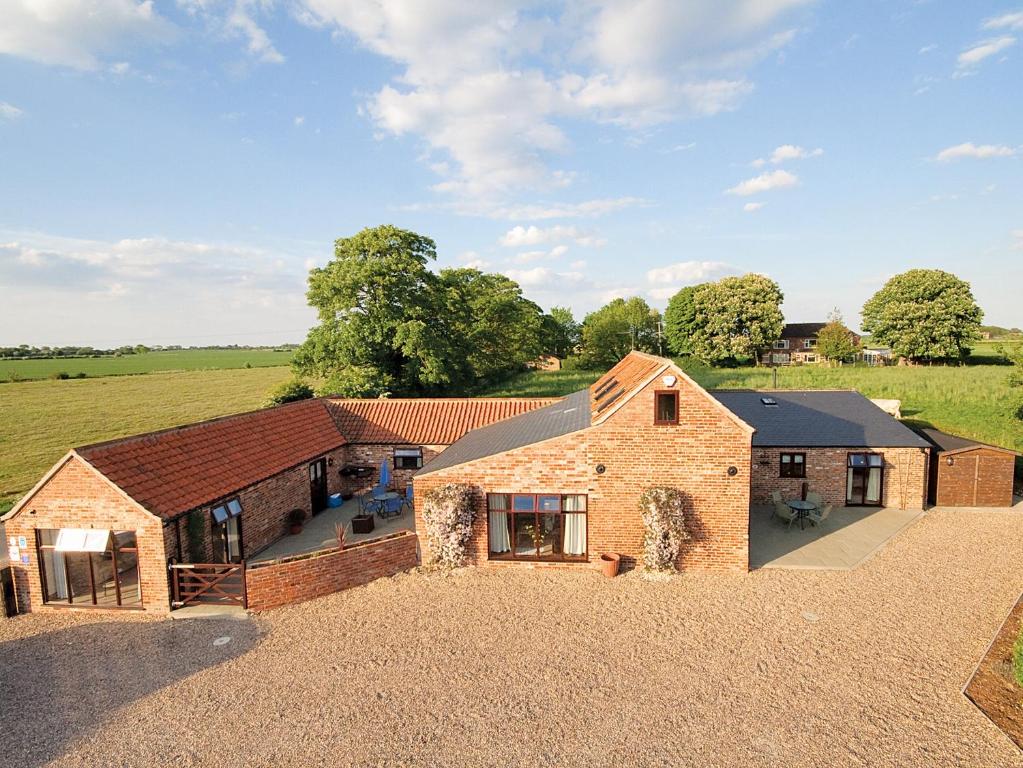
917,429,1019,508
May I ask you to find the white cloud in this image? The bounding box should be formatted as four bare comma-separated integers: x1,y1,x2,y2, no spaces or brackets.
934,142,1019,162
226,0,285,63
983,11,1023,31
503,266,585,288
0,0,175,70
403,195,649,221
297,0,810,203
512,244,570,264
455,250,489,269
725,169,799,196
646,260,736,286
0,101,24,120
1012,230,1023,250
743,202,765,212
918,43,938,54
957,36,1016,69
500,225,606,248
751,144,823,167
294,115,306,126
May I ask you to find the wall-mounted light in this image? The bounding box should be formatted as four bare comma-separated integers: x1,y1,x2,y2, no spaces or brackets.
727,466,738,477
327,457,334,466
946,456,954,466
595,464,606,475
662,374,677,387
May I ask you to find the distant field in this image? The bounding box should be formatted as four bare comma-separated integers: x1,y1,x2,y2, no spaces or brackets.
0,348,294,382
483,362,1023,453
0,366,292,511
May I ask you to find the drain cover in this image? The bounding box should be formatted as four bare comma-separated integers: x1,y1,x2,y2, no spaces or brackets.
213,636,232,647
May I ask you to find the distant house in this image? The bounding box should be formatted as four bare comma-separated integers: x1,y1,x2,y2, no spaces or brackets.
861,347,893,366
762,323,861,366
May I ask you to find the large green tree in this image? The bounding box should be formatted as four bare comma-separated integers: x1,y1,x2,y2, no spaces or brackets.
816,309,860,365
690,274,784,364
663,283,708,355
579,297,660,369
861,269,983,363
540,306,580,358
437,268,544,383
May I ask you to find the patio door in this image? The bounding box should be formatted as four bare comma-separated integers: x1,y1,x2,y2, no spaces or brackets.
846,453,883,506
309,458,328,515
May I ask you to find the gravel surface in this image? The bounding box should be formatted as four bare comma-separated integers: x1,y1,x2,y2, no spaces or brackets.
2,507,1022,767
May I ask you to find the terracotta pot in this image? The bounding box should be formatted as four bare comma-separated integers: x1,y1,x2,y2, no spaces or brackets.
600,552,620,578
289,523,303,535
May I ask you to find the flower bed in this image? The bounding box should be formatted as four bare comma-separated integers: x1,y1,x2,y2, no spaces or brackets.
964,593,1023,749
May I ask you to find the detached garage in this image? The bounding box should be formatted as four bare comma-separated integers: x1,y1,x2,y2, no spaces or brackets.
918,429,1019,508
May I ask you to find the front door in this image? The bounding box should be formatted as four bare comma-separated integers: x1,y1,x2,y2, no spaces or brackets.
309,458,328,514
846,453,883,506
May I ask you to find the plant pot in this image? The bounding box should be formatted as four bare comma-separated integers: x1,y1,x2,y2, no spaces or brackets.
352,514,375,535
289,523,303,535
600,552,620,578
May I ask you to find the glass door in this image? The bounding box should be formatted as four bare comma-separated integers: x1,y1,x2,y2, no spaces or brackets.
846,453,884,506
309,458,328,514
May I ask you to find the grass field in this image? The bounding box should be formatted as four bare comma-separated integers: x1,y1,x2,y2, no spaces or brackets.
0,348,293,382
484,361,1023,453
0,366,292,511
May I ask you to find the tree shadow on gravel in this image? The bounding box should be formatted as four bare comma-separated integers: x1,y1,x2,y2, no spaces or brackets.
0,615,265,767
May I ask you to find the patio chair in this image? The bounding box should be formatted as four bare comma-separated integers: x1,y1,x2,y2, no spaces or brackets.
774,499,797,527
361,493,383,516
401,485,413,514
809,504,833,527
806,491,822,509
382,495,403,519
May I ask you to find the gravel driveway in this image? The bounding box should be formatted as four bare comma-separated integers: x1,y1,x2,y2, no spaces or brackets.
2,507,1022,767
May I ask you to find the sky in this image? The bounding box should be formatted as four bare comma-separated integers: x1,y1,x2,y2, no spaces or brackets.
1,0,1021,346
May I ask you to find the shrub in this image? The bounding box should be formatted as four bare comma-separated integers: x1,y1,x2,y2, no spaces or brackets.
287,508,306,527
638,487,691,572
264,378,315,407
421,483,476,567
48,371,70,380
1014,626,1023,687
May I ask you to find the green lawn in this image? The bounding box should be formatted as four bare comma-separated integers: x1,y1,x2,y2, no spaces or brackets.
1015,627,1023,687
0,366,293,511
1,348,294,382
482,362,1023,453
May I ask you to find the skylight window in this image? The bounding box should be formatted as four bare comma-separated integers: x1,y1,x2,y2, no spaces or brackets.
760,397,778,407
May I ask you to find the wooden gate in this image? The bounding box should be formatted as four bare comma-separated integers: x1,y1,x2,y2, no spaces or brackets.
170,562,247,608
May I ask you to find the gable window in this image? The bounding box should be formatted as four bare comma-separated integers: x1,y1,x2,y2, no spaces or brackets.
773,339,790,349
393,447,424,470
211,497,243,563
654,390,679,425
37,529,142,609
779,452,806,478
488,493,587,562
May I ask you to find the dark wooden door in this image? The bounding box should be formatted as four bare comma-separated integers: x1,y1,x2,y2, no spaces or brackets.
309,459,328,514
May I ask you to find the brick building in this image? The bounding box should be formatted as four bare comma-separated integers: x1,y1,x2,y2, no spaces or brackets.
763,322,862,365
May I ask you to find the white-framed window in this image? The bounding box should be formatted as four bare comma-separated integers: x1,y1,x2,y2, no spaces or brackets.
803,338,817,348
804,354,818,363
773,339,790,349
771,353,790,364
393,447,423,469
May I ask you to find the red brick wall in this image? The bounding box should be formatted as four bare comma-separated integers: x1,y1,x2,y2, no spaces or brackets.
245,531,418,610
415,371,753,572
749,446,928,509
341,444,445,496
4,455,171,615
935,448,1015,507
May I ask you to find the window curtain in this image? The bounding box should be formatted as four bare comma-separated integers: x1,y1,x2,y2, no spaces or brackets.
45,550,68,599
846,470,854,501
488,495,511,553
562,495,586,556
866,468,882,503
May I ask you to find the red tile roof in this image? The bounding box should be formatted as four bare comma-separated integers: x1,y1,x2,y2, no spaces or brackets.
327,398,558,445
589,351,668,421
78,399,346,520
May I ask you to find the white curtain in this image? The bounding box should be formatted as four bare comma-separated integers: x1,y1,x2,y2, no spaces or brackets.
45,550,68,599
562,495,586,556
866,468,882,503
846,470,854,501
488,495,511,553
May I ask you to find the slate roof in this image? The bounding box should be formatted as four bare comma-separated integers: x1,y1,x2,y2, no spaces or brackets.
589,351,667,422
779,322,826,339
77,399,347,520
915,428,1019,456
327,398,555,445
711,390,931,448
417,389,592,475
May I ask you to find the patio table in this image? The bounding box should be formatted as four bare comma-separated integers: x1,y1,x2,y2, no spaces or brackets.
786,499,817,530
373,491,402,519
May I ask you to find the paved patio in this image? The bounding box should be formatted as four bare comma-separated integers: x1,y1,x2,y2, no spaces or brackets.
749,503,924,570
249,496,414,564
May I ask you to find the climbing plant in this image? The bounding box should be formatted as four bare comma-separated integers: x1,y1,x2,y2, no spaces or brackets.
638,487,690,572
421,483,477,567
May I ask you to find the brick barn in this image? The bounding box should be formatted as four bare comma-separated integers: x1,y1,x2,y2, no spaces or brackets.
6,350,1012,618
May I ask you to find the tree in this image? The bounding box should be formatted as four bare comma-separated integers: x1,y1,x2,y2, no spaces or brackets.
663,284,707,355
264,378,315,407
437,268,545,384
861,269,983,363
816,309,860,365
689,274,784,364
292,225,457,397
578,297,660,369
541,306,580,358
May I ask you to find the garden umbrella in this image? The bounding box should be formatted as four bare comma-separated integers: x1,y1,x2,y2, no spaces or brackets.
379,459,391,489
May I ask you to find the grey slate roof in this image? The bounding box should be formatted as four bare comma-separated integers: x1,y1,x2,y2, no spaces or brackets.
779,322,826,339
417,389,592,475
711,390,931,448
915,428,1019,455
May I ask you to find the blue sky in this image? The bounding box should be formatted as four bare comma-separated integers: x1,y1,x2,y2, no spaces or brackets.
1,1,1020,346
